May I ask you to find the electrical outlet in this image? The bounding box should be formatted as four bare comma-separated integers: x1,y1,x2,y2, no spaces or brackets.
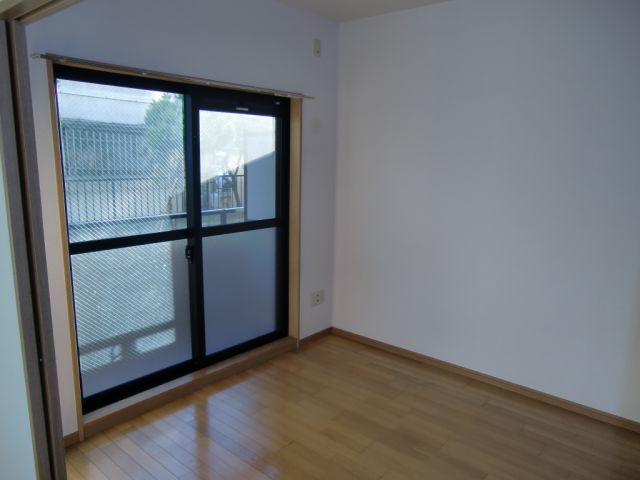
314,39,322,57
311,289,325,307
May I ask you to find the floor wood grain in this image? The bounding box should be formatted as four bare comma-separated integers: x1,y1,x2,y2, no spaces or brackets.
66,335,640,479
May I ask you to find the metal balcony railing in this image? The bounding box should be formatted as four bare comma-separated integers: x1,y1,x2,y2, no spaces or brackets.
64,174,245,235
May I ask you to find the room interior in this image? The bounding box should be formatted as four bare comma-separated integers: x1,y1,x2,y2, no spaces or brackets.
1,0,640,478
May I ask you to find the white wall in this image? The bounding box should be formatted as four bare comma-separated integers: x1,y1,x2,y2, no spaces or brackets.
27,0,338,435
335,0,640,422
0,143,38,478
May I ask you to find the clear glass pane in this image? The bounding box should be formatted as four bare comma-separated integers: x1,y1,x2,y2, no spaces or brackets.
199,111,276,228
57,79,187,243
203,228,277,355
71,241,191,397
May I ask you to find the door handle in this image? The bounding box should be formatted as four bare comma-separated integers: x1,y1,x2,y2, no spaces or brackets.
185,245,195,264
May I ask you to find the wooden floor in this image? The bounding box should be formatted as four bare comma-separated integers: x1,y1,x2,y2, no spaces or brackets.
66,335,640,480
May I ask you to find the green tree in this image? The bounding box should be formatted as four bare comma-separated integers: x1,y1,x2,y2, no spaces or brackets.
144,94,185,212
144,93,184,172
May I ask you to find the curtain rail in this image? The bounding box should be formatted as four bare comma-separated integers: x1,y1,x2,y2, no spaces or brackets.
32,52,314,99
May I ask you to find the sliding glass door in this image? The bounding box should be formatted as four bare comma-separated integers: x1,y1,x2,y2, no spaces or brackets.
196,109,283,357
54,66,289,412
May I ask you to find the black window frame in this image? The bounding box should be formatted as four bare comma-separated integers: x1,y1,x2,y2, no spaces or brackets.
53,64,290,413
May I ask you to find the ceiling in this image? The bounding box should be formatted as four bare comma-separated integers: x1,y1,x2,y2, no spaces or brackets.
279,0,450,22
0,0,449,23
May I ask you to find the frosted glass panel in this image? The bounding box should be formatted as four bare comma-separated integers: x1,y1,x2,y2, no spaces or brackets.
203,228,277,355
71,241,191,397
199,110,276,227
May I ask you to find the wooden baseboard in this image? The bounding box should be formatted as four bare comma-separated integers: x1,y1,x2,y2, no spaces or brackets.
299,327,333,348
63,431,79,448
65,327,639,448
77,337,297,442
331,328,640,434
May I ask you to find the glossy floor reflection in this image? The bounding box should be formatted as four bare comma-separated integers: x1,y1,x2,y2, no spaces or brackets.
66,335,640,479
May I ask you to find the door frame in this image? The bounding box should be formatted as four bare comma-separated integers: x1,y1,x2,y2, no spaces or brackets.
1,20,66,479
46,60,302,435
